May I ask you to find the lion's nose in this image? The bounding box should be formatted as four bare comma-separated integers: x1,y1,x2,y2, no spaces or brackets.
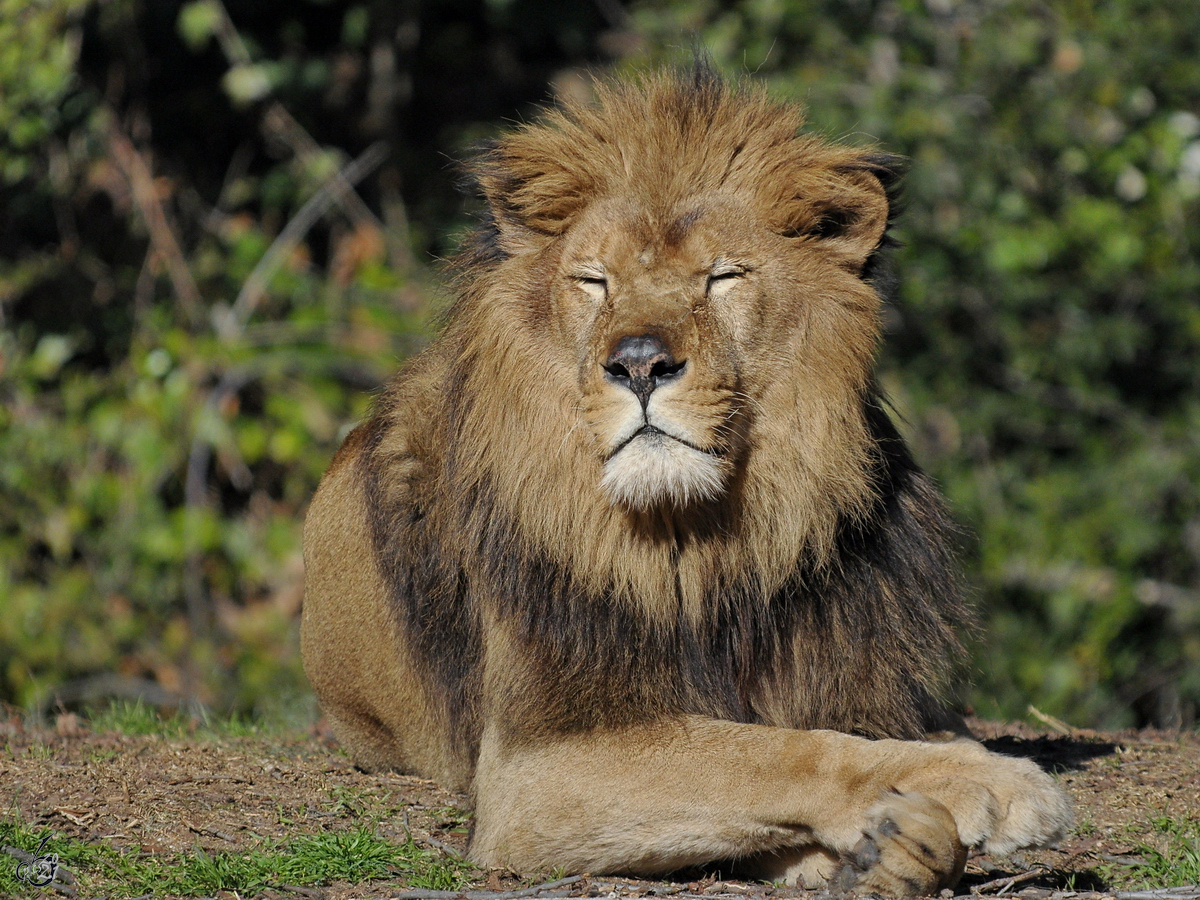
603,334,686,408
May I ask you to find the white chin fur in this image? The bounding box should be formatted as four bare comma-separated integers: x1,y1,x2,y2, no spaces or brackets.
601,432,727,510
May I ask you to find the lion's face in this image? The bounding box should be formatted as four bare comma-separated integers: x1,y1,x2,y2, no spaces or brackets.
464,73,898,528
562,194,749,509
544,189,884,511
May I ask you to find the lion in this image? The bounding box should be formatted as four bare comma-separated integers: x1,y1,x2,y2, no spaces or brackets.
300,67,1072,896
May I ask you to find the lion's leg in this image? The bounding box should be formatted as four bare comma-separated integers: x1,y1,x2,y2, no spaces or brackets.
301,435,472,790
470,716,1070,895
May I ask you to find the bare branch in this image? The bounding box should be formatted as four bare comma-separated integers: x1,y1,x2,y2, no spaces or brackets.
107,115,204,325
208,0,390,238
223,141,389,337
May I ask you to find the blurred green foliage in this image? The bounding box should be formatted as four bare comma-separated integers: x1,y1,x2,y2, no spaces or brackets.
1,0,1197,729
0,0,438,716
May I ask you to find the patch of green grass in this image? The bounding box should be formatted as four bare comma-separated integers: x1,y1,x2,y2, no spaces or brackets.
1104,815,1200,888
0,815,473,898
86,746,119,763
24,741,54,760
85,699,192,737
82,699,302,740
325,784,375,819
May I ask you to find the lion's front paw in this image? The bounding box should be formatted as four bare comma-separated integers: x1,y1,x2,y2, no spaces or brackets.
978,753,1073,856
831,791,966,898
908,743,1073,856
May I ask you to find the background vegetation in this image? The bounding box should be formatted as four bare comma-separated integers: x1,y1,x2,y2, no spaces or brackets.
2,0,1197,730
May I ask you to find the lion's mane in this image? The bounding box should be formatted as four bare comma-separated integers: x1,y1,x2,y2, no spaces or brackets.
353,67,971,770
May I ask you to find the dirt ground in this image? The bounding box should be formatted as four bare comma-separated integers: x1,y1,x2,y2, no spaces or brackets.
2,715,1198,900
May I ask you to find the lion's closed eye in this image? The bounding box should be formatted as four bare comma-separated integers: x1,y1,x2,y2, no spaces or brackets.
707,263,746,299
571,265,608,303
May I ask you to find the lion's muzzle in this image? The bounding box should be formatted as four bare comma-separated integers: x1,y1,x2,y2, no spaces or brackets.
591,326,735,510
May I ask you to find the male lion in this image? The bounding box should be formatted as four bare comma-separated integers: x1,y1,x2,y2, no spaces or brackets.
301,68,1071,896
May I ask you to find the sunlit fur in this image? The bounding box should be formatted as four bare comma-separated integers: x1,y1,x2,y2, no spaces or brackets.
301,67,1071,893
601,431,729,508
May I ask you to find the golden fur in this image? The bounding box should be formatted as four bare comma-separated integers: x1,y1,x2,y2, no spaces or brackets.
301,68,1071,896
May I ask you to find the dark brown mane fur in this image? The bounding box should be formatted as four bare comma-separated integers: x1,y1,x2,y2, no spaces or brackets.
361,389,970,760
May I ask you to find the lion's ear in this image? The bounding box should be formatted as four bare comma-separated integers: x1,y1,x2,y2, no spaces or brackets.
770,151,903,272
472,121,601,257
